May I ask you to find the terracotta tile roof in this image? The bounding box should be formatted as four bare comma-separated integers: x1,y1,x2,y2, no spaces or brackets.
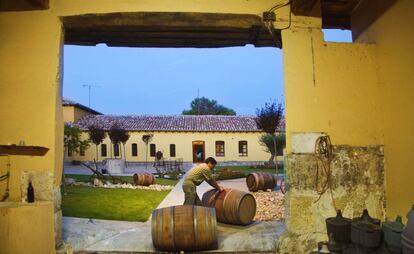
74,115,284,132
62,98,102,115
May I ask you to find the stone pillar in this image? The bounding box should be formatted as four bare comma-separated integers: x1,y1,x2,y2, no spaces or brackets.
278,145,386,253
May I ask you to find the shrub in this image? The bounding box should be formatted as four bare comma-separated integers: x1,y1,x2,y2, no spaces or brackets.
215,168,246,180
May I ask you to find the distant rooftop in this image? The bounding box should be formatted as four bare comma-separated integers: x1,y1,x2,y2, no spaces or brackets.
75,115,285,133
62,98,102,115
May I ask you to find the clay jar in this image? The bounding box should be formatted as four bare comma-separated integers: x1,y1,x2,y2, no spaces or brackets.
402,205,414,253
382,216,404,250
326,210,352,244
351,209,382,249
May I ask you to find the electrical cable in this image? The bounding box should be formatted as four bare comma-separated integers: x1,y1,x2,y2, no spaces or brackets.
313,135,337,211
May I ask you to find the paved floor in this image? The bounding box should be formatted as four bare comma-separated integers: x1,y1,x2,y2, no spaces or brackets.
62,171,286,252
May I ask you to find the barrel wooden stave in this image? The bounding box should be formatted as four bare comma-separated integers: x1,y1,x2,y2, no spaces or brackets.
133,173,155,186
151,205,217,251
246,172,276,192
202,188,256,225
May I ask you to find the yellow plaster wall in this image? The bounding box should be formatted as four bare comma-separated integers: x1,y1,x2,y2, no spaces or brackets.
0,201,55,254
63,106,75,123
0,11,63,201
282,24,383,153
72,131,274,163
353,0,414,220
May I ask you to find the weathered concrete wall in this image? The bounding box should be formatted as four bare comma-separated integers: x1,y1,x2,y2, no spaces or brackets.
352,0,414,222
278,145,385,253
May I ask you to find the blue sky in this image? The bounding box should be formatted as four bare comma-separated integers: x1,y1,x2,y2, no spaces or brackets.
63,29,351,115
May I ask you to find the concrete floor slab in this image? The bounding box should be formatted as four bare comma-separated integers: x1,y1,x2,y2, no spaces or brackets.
63,217,285,253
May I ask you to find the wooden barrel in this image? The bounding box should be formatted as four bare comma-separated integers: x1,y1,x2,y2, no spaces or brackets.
246,172,276,192
202,188,256,225
151,205,218,251
133,173,155,186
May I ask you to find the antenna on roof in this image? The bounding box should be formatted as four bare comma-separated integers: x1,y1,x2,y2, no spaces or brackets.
82,84,101,107
197,88,200,115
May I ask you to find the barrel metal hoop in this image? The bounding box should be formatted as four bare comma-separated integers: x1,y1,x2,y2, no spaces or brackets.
204,207,210,249
151,209,157,247
222,189,234,223
159,208,163,248
171,206,176,250
193,205,198,250
211,207,218,248
235,192,244,224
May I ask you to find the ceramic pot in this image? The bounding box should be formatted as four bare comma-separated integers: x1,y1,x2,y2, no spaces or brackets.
326,210,352,243
383,216,404,250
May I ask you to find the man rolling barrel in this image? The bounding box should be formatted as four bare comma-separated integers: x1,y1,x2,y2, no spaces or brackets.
183,157,224,205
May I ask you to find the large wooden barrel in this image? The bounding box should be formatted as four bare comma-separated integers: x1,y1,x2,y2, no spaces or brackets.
151,205,218,251
246,172,276,192
202,188,256,225
133,173,155,186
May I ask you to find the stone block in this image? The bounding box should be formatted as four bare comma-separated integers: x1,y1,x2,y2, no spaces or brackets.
21,171,54,202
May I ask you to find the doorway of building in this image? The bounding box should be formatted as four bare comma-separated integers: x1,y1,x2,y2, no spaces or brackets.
192,141,205,163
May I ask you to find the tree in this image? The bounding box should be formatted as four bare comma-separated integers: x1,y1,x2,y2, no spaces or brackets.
259,133,286,164
64,124,90,158
87,125,106,162
142,134,153,169
182,97,236,115
118,129,130,167
108,123,125,159
255,101,284,172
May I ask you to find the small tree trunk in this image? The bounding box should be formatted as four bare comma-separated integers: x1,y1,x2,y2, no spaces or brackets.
123,143,127,168
95,144,99,162
272,134,278,174
268,154,275,165
145,144,148,170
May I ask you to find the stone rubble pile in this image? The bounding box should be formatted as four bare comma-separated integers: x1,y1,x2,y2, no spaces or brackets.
252,190,285,221
66,178,174,191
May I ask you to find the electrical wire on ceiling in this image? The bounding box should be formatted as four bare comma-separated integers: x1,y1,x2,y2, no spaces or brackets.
263,0,292,47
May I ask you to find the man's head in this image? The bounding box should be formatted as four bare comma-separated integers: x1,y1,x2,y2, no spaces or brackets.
205,157,217,170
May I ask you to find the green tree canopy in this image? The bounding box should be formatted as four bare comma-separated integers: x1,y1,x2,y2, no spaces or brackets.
259,133,286,164
64,124,90,155
88,125,106,161
182,97,236,115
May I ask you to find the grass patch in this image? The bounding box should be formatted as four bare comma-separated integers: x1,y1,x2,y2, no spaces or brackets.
62,186,170,221
64,174,178,186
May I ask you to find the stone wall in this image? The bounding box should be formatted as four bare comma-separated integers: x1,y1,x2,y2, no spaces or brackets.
278,145,385,253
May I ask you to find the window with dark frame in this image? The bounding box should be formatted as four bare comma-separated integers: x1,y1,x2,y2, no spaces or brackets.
238,141,248,156
101,144,107,157
114,143,120,157
131,143,138,157
215,141,225,157
80,146,85,156
170,144,176,157
150,144,156,157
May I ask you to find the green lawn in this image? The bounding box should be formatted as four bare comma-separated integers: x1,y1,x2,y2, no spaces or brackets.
62,186,170,221
64,174,178,186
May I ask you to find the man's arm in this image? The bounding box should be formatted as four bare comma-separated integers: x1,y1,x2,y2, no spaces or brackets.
207,179,224,192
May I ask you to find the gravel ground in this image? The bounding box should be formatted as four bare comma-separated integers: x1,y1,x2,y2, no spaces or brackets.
252,190,285,221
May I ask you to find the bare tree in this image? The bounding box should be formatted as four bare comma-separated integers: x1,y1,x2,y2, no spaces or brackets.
142,134,154,169
87,125,106,162
255,101,284,173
